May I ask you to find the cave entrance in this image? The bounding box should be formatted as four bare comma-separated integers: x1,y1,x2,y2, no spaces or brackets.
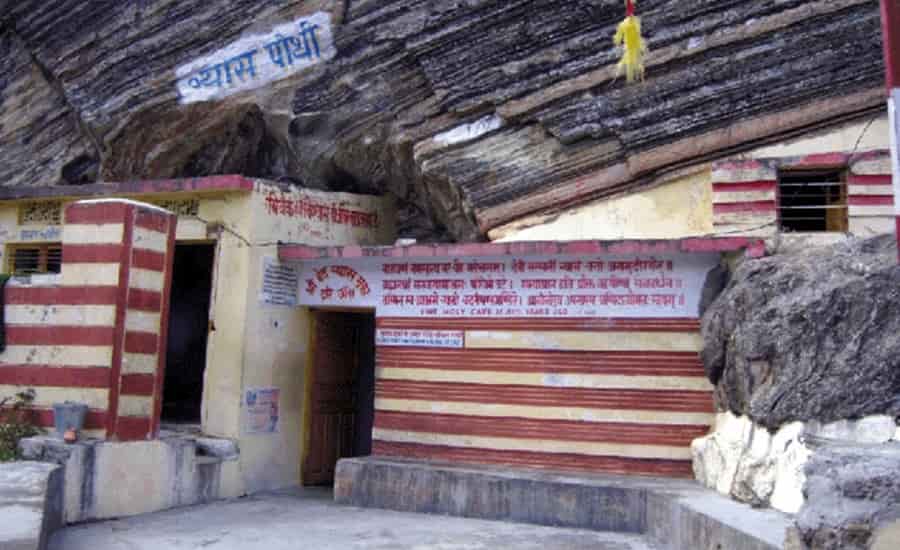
161,243,216,425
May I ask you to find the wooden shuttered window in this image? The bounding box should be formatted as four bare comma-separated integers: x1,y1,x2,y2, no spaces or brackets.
7,243,62,275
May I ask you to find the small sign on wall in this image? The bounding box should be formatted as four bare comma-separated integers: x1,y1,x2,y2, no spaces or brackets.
244,387,280,434
376,329,464,348
261,257,299,306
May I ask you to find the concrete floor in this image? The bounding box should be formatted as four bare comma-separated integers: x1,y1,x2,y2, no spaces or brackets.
49,488,660,549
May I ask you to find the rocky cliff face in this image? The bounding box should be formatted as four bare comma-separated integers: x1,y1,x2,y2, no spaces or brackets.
702,234,900,429
0,0,885,240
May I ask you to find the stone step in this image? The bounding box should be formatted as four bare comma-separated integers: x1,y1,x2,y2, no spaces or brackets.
335,457,789,550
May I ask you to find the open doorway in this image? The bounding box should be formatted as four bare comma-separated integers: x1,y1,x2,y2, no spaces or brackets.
303,310,376,486
161,243,216,425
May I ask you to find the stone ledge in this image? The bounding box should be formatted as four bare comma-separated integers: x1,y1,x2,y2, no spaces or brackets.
0,461,63,550
334,457,790,550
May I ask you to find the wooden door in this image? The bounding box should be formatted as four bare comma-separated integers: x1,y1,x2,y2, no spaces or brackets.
303,312,364,485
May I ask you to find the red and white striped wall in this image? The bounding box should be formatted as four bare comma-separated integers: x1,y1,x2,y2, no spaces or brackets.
0,199,176,441
712,151,896,237
711,160,778,236
372,317,713,478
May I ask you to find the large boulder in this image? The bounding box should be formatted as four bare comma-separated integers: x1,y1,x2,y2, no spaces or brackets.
702,234,900,429
0,0,886,241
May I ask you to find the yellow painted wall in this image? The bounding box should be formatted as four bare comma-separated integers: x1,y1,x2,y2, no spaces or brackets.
491,115,891,243
490,169,714,242
231,181,395,492
0,183,395,495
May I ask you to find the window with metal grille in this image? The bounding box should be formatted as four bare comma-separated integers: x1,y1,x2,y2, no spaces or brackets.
777,168,848,232
7,244,62,275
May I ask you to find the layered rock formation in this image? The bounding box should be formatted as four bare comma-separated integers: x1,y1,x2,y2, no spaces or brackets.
0,0,886,241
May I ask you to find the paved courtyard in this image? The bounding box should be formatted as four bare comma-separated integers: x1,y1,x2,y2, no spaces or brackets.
50,487,660,549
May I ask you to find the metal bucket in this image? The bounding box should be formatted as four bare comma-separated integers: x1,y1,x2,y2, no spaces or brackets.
52,401,88,436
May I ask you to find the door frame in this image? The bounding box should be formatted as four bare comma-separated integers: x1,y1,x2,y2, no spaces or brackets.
160,239,218,426
300,307,376,485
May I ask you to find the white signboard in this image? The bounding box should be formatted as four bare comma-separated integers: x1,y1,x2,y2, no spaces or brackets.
176,12,336,104
261,257,299,306
376,329,464,348
298,253,718,318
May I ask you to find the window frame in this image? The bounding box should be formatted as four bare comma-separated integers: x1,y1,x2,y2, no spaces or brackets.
6,242,63,276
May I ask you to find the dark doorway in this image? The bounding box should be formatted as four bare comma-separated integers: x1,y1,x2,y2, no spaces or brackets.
303,310,376,486
161,243,216,424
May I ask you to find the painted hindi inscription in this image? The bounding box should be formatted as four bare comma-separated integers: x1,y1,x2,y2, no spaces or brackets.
176,12,335,104
297,253,719,318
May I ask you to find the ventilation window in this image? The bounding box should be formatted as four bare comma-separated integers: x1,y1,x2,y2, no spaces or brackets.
7,244,62,275
777,168,847,232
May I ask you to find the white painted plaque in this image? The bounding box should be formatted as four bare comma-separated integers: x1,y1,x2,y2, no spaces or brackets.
376,329,464,348
176,11,336,104
297,253,718,318
261,257,299,306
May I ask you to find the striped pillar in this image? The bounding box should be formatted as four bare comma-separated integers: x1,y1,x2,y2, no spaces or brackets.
63,200,176,441
881,0,900,258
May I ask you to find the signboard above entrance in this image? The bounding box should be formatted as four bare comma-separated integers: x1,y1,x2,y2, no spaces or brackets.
297,252,718,318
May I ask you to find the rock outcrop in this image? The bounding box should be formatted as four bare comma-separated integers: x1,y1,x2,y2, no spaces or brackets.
702,234,900,429
692,412,899,514
793,443,900,550
0,0,886,240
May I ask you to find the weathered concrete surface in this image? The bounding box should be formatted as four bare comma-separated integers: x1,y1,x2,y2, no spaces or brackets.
794,442,900,550
49,487,660,549
0,461,63,550
0,0,886,240
19,434,242,523
334,457,789,550
702,234,900,429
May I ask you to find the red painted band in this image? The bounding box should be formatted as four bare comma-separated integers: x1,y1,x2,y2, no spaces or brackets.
712,181,776,193
131,249,166,272
847,195,895,206
280,237,760,262
848,174,893,186
5,326,114,346
371,441,694,478
134,210,171,234
376,348,704,376
123,331,159,355
374,411,710,446
713,201,777,214
115,416,151,441
375,380,715,412
0,366,110,388
65,202,131,225
376,317,701,332
62,244,124,264
127,289,162,312
119,374,155,396
5,286,119,305
881,0,900,90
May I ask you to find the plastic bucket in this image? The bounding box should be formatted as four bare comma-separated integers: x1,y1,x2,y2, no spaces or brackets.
52,402,88,436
